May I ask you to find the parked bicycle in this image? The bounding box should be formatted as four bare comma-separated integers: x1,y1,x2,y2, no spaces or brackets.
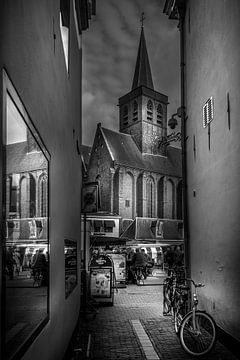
163,266,185,315
174,278,217,357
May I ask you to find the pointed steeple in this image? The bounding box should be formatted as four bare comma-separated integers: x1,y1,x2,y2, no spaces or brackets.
132,27,154,90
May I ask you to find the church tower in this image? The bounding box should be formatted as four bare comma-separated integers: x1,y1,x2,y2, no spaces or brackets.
118,23,168,156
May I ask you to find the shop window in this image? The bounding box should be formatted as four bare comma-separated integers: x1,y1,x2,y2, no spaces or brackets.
104,220,115,233
2,70,50,360
93,220,103,232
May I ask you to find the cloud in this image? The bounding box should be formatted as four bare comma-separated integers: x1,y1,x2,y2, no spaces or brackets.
82,0,180,146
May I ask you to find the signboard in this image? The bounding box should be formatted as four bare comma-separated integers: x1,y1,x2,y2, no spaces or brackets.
89,254,113,268
65,239,77,298
82,182,99,213
89,254,114,304
108,253,126,282
90,268,111,297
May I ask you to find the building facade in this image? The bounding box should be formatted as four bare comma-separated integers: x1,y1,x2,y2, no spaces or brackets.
164,0,240,346
86,27,182,222
0,1,95,359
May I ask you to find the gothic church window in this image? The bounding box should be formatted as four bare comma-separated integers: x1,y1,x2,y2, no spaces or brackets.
157,177,164,218
133,101,138,121
136,174,143,217
40,175,48,217
113,170,119,214
147,100,153,121
9,176,17,213
123,105,128,125
146,176,155,217
157,104,163,125
166,179,174,219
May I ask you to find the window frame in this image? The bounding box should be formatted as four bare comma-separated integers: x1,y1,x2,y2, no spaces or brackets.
1,69,51,359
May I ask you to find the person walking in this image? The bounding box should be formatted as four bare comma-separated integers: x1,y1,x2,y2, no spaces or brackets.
31,249,48,285
164,246,174,275
130,248,146,283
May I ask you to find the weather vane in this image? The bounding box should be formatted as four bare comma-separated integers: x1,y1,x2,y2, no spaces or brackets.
140,12,145,28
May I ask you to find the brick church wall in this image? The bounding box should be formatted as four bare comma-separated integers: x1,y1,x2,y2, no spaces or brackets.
87,128,113,212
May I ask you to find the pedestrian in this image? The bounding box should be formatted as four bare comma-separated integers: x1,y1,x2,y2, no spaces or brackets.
13,249,21,276
130,248,146,282
6,247,15,279
31,249,48,285
164,246,174,275
174,246,184,267
141,249,149,278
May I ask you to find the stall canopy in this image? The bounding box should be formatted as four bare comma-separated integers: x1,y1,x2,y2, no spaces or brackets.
90,236,126,246
120,217,184,246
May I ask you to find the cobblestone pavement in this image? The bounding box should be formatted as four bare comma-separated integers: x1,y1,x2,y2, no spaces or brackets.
69,277,239,360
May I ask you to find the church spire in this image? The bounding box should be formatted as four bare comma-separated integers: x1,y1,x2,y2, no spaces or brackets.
131,18,154,90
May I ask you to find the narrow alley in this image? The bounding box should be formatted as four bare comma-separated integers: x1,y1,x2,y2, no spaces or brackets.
67,274,238,360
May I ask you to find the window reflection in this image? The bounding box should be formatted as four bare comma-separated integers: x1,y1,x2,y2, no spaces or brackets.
4,92,49,359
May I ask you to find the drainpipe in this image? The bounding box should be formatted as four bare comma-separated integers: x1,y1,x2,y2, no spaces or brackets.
177,2,190,277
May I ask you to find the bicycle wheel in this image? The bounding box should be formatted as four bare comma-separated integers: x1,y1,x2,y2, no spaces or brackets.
163,283,172,315
179,310,217,356
173,307,183,335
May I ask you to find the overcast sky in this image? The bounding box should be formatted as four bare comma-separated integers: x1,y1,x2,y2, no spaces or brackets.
82,0,180,147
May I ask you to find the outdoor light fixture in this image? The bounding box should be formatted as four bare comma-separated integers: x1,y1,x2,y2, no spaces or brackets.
158,107,182,147
168,113,178,129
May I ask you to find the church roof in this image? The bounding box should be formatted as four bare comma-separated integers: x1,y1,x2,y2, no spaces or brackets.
132,27,154,90
101,127,182,177
81,144,92,167
6,141,47,174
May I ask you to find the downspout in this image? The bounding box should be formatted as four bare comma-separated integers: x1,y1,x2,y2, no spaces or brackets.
178,3,190,277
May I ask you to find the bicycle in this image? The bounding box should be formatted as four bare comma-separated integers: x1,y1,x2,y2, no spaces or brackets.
134,266,145,286
172,282,189,334
176,278,217,357
163,266,185,316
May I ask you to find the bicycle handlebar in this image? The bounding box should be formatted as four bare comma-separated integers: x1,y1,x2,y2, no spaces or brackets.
185,278,205,288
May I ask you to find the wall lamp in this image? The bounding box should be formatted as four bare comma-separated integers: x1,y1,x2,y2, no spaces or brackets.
168,107,182,129
158,107,182,148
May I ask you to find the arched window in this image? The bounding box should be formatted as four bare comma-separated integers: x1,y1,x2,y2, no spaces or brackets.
157,178,164,218
147,100,153,121
9,175,17,213
166,179,174,219
40,175,48,217
147,100,153,111
157,104,163,124
123,105,128,125
123,172,134,219
20,176,28,218
29,174,36,218
136,174,143,217
113,170,119,214
133,101,138,121
146,176,155,217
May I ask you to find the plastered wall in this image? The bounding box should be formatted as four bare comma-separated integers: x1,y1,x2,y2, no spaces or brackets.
185,0,240,341
0,1,83,358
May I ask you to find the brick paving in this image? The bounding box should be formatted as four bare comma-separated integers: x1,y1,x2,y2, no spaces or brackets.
68,276,239,360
